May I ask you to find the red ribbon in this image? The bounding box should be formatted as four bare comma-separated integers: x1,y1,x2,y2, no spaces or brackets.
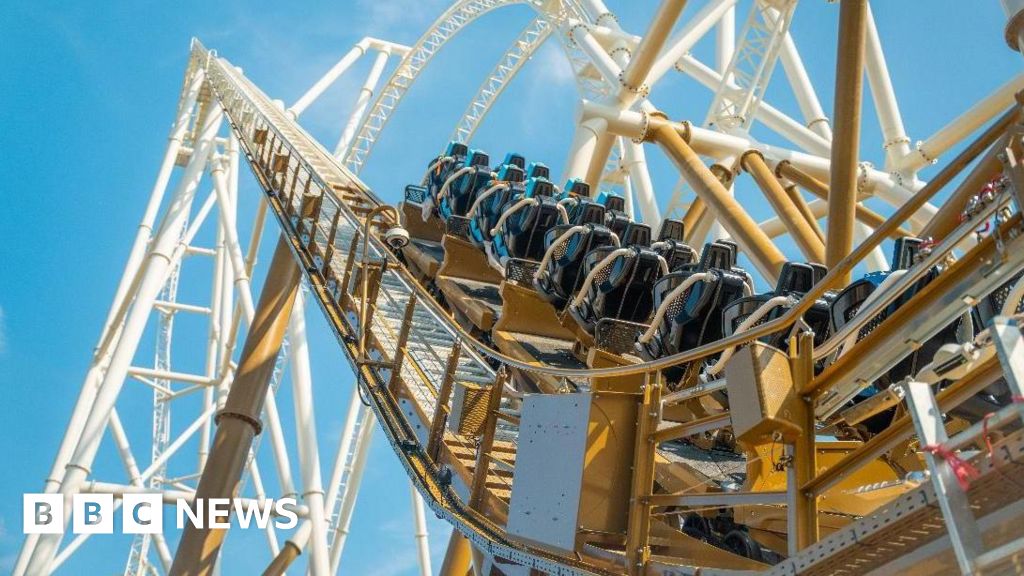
922,444,980,492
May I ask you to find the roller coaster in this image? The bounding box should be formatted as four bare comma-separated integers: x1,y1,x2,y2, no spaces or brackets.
15,0,1024,574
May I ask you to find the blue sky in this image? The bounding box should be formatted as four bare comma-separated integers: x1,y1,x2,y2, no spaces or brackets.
0,0,1021,574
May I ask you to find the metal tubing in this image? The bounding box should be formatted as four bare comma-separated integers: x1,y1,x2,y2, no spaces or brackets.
827,0,869,282
783,182,825,242
439,531,473,576
646,0,738,89
261,541,301,576
170,237,301,576
621,139,661,224
775,160,907,238
649,117,786,281
617,0,688,106
563,116,608,185
779,33,832,139
864,4,912,169
789,332,818,553
335,50,390,157
289,41,369,118
742,150,825,262
625,373,661,575
288,291,331,575
328,408,377,573
411,484,433,576
897,72,1024,174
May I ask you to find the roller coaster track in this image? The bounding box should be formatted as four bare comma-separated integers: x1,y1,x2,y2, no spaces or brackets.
194,32,1024,575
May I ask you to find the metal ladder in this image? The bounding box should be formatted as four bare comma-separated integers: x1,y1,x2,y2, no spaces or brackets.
902,316,1024,575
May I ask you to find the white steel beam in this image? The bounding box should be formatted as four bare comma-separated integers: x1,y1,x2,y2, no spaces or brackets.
335,49,391,158
288,290,331,575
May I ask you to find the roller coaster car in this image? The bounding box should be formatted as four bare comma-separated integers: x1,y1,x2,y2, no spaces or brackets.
721,262,833,352
635,242,750,371
468,163,526,246
487,177,563,272
437,149,492,221
652,218,696,272
533,200,617,310
568,223,667,336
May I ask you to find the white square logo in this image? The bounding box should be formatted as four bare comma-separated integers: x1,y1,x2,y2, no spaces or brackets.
72,494,114,534
23,494,63,534
122,493,163,534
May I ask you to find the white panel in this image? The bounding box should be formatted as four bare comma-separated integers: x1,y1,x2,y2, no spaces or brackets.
506,393,592,554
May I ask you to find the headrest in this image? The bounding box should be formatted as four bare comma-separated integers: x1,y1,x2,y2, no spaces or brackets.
603,194,626,213
622,223,652,247
563,178,591,198
498,164,526,183
775,262,816,295
658,219,685,242
445,141,468,158
468,149,490,168
503,152,526,170
527,162,550,180
699,241,738,271
570,200,606,225
525,177,555,198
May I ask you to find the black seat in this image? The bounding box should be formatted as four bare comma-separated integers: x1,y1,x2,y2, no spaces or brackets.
490,178,564,268
721,262,833,350
602,194,631,238
534,200,617,309
438,150,492,220
469,164,525,245
636,242,750,366
569,223,665,334
652,219,696,272
424,141,468,205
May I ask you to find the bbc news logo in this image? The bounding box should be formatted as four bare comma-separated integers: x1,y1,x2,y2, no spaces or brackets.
23,494,298,534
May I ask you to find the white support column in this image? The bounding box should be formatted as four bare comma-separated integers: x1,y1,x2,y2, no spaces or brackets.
646,0,739,89
335,49,391,158
623,176,636,218
289,290,331,575
854,221,887,272
621,139,661,224
25,106,224,575
325,388,364,519
563,116,609,186
289,40,370,118
779,33,832,140
328,407,377,573
98,67,206,347
411,484,433,576
864,4,912,171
